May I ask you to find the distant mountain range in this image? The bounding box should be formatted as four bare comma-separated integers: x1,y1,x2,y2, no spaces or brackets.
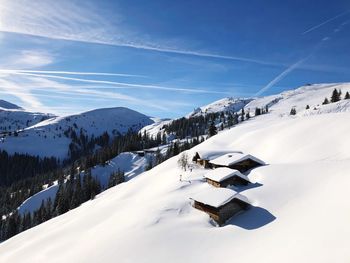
0,104,154,159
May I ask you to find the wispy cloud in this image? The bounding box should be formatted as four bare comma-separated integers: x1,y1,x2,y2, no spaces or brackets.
0,69,146,78
0,0,280,66
1,71,228,94
0,73,176,112
2,50,54,69
302,10,350,35
0,78,49,111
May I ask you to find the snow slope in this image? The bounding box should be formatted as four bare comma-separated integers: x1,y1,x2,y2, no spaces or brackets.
91,152,153,187
141,98,252,139
16,152,152,215
0,110,54,133
245,82,350,117
0,100,22,110
0,107,153,158
1,84,350,262
17,182,59,216
188,97,252,117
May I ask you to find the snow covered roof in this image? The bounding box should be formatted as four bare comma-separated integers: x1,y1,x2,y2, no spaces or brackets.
209,153,265,167
190,187,249,208
204,167,250,183
195,150,243,161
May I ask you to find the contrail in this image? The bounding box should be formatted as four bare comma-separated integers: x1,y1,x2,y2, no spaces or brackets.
0,30,283,67
0,69,146,78
254,58,308,97
2,71,229,95
303,10,350,35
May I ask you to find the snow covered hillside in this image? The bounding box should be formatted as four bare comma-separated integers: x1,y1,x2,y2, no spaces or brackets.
141,98,252,139
0,107,153,158
1,83,350,263
188,97,252,117
0,100,53,132
0,110,54,133
0,100,22,110
17,152,152,215
245,82,350,116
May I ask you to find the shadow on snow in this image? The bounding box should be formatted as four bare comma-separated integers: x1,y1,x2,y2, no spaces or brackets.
227,205,276,230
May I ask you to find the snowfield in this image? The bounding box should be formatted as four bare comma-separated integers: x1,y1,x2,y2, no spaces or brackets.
1,83,350,262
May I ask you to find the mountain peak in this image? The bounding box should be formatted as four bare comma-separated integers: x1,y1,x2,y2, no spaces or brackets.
0,100,22,110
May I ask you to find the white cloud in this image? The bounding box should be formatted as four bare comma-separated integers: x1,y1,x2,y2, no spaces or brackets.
1,70,228,94
7,50,54,69
0,68,200,114
0,69,146,78
0,0,280,66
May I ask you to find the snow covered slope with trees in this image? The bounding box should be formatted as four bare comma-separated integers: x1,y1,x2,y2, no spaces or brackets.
0,110,54,133
245,83,350,117
16,152,152,215
0,107,153,159
0,100,22,110
1,83,350,263
188,97,252,117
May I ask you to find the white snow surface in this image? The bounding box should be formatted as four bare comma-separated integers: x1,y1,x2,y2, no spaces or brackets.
204,167,249,182
209,152,265,167
17,182,59,216
1,83,350,262
190,186,249,208
91,152,152,187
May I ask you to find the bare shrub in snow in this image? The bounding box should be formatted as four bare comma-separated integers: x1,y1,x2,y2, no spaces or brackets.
178,152,189,171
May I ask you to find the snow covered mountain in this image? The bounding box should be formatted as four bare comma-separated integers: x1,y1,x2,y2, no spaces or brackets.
0,99,22,110
245,82,350,116
141,98,252,139
0,107,154,159
0,110,54,133
1,83,350,262
0,100,54,132
188,97,252,117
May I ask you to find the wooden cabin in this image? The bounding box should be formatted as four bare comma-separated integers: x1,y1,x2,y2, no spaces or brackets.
190,188,250,226
209,153,265,173
204,167,250,188
192,152,211,168
192,152,201,162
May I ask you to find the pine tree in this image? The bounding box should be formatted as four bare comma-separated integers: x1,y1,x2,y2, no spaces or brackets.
331,88,341,103
306,105,310,109
208,121,217,137
241,108,245,121
345,91,350,100
290,107,296,115
255,107,261,116
322,98,329,105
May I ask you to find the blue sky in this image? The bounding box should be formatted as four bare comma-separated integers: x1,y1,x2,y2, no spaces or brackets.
0,0,349,118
